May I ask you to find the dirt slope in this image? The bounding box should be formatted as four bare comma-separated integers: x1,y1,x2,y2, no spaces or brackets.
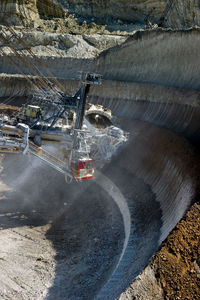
152,202,200,300
120,202,200,300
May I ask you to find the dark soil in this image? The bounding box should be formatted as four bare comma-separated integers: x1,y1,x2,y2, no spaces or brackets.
153,203,200,300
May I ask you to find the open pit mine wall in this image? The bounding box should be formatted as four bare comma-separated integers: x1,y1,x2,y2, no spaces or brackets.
0,0,200,29
0,28,200,143
1,29,200,88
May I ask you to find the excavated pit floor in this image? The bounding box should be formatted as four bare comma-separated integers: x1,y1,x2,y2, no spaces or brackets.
0,112,199,299
0,154,125,300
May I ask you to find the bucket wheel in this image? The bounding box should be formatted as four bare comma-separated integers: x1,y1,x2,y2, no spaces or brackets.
86,103,112,129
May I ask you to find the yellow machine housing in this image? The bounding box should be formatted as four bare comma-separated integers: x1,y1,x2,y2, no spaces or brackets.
26,105,41,118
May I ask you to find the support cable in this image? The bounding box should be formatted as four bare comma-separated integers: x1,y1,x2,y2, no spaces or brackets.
1,18,65,93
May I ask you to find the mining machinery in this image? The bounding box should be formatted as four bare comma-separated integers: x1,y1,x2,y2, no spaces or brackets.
0,20,128,182
0,73,128,182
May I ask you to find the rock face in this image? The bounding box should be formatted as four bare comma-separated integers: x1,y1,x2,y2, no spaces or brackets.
0,27,128,59
0,0,200,29
1,28,200,87
63,0,164,23
119,266,164,300
0,0,67,29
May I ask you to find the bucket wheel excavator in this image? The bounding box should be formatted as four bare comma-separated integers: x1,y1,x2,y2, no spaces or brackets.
0,21,128,182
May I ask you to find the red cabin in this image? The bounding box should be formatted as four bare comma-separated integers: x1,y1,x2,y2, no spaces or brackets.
71,159,94,180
